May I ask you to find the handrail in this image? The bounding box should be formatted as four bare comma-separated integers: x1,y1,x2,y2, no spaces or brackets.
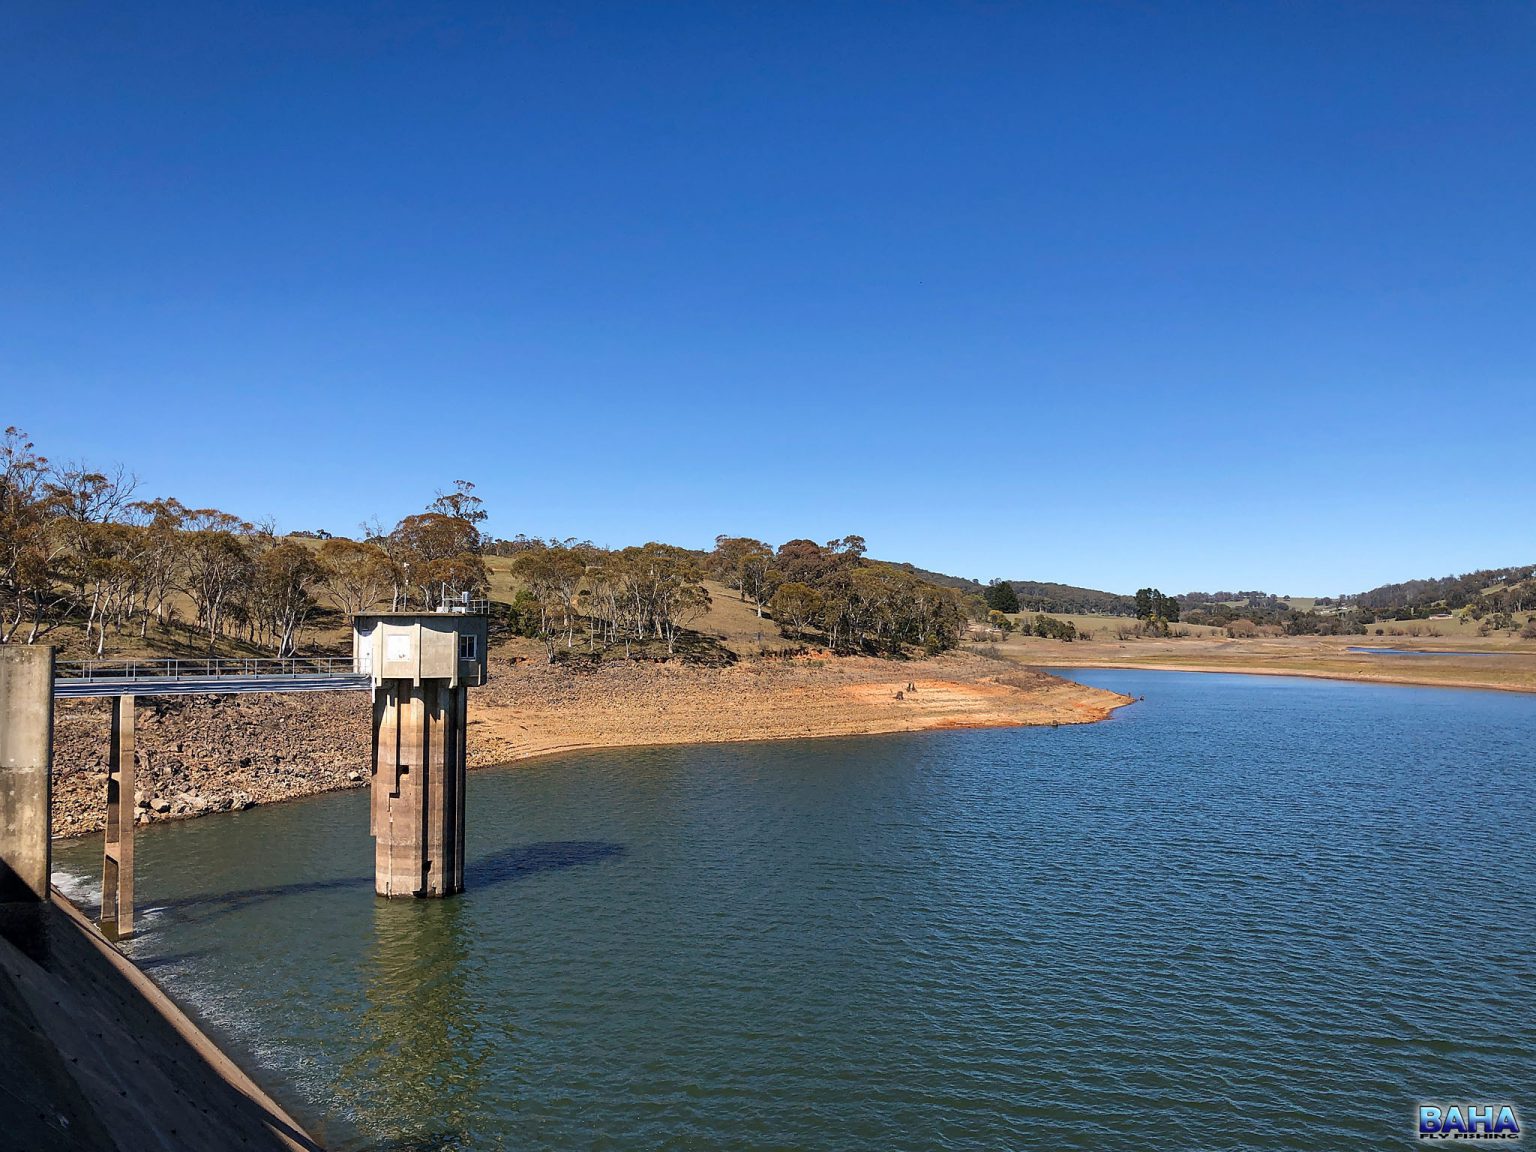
55,656,356,681
436,598,491,615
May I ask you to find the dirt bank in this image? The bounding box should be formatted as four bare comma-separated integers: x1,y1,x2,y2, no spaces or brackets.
469,652,1131,763
50,652,1131,838
1012,636,1536,695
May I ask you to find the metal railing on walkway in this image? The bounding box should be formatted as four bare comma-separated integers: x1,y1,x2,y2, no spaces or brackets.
56,656,357,681
53,656,370,699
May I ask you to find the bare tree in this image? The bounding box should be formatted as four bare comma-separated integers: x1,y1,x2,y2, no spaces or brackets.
180,508,253,645
248,538,324,655
318,537,397,617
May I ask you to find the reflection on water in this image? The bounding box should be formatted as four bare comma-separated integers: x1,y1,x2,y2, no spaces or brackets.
331,843,623,1150
54,672,1536,1151
336,900,481,1150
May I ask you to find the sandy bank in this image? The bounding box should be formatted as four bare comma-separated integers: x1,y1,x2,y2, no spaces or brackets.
468,652,1133,764
1021,651,1536,695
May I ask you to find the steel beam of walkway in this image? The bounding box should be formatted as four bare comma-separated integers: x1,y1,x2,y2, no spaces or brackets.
54,674,372,699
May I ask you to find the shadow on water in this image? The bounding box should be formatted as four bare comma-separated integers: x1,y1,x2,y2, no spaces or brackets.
146,840,626,926
468,839,625,886
134,948,216,971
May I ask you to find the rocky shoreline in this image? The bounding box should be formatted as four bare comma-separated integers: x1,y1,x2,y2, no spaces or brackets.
52,693,372,838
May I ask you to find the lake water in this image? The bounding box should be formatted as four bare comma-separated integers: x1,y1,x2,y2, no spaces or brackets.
53,670,1536,1151
1345,646,1503,657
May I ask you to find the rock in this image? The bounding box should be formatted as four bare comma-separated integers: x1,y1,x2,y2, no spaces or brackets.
49,691,369,837
347,770,362,782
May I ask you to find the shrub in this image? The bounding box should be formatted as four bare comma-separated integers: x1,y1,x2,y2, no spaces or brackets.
1032,615,1077,642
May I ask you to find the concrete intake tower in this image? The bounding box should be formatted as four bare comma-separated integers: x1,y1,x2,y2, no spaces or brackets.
353,611,489,898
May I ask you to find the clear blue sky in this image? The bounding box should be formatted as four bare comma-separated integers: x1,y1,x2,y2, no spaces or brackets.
3,3,1532,596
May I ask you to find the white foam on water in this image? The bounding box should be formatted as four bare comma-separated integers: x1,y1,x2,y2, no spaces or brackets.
50,868,97,904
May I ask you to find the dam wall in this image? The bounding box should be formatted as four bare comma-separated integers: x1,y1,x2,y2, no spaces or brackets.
0,891,323,1151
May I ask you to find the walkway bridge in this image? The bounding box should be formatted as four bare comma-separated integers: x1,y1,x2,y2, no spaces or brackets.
53,657,370,699
4,611,489,947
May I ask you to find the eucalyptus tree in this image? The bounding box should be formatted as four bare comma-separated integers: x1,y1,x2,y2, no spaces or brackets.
0,429,61,642
248,537,325,656
318,537,397,618
768,581,821,640
710,535,778,618
128,498,190,636
180,509,254,645
390,512,487,609
428,480,488,528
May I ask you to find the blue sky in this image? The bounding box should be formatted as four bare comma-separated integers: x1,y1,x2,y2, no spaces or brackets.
3,2,1532,596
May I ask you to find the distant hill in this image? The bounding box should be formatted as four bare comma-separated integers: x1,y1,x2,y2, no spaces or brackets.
893,561,1536,623
879,563,984,595
876,553,1536,634
1179,590,1289,611
879,566,1140,616
1001,581,1136,616
1351,564,1535,613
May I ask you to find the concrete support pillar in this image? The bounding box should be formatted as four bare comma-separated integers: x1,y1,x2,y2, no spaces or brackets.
0,645,54,904
370,680,467,898
101,695,135,939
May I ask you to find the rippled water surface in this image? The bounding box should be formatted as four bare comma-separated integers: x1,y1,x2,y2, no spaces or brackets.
54,671,1536,1150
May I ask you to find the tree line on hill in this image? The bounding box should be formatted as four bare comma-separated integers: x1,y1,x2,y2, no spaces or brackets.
910,562,1536,641
1172,567,1536,637
508,541,713,659
1342,565,1536,637
1350,566,1536,616
1178,590,1287,610
0,428,971,663
9,426,1529,659
998,580,1137,616
0,428,488,655
506,534,971,660
981,579,1178,623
